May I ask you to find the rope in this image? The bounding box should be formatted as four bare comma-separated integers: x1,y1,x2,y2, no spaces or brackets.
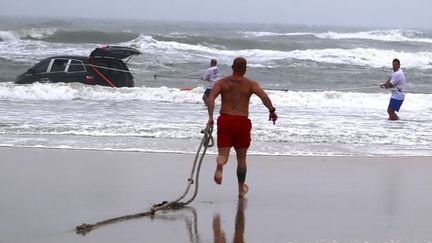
67,63,133,73
90,65,117,88
154,74,201,80
75,125,214,235
87,64,132,73
65,67,428,94
265,85,379,92
265,86,427,94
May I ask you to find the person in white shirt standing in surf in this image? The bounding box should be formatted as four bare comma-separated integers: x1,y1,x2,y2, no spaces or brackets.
201,59,220,107
380,58,406,120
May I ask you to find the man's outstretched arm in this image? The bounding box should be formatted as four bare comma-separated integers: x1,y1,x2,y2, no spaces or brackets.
251,81,278,124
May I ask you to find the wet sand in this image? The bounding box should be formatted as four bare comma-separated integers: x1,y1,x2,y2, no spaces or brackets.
1,147,432,243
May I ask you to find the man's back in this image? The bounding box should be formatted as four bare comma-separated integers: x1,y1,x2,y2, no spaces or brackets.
218,76,254,117
207,56,276,125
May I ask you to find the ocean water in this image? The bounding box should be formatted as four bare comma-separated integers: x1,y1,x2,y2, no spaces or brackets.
0,16,431,156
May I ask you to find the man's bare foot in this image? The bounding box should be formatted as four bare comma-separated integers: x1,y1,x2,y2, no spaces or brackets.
238,184,249,198
214,165,223,184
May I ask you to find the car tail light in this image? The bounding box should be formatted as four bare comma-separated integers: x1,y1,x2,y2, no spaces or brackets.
85,75,94,84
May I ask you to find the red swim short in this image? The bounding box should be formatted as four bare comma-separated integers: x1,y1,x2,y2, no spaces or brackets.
217,113,252,149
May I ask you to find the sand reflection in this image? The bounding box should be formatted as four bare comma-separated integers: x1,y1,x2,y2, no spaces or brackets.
213,198,247,243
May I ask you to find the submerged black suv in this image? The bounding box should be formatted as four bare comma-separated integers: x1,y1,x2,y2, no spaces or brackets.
15,46,141,87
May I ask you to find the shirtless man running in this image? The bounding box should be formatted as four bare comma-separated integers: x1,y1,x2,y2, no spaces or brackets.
207,57,278,198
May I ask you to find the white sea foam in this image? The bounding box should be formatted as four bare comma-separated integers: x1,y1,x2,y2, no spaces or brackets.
0,31,18,41
0,28,57,41
125,35,432,69
1,82,431,156
240,29,432,44
0,39,93,63
1,83,431,112
286,48,432,69
0,83,203,102
240,31,313,37
2,33,432,70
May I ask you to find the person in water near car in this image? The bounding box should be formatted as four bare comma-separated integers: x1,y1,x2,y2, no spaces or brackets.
201,59,220,107
380,58,406,120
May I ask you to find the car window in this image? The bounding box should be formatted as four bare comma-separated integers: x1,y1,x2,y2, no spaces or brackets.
51,59,68,72
93,58,132,82
94,59,126,70
68,60,86,72
94,59,129,73
94,59,122,74
33,59,50,74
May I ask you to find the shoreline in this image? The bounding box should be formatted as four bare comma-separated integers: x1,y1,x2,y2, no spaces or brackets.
1,147,432,242
1,145,430,158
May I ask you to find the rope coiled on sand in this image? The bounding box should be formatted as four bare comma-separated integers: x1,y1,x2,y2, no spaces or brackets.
75,125,214,235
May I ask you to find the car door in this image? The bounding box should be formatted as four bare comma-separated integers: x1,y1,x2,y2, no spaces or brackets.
47,58,70,83
20,59,52,83
63,59,88,83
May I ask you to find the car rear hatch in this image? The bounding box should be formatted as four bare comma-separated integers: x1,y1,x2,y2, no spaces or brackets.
90,46,141,59
89,46,141,87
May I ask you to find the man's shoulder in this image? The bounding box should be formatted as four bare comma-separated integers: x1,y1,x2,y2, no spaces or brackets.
393,69,406,78
243,77,260,87
391,69,406,83
220,76,254,83
394,68,405,74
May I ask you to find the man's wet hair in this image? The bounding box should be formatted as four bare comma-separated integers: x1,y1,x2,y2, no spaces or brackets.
231,57,247,73
393,58,400,64
210,59,217,66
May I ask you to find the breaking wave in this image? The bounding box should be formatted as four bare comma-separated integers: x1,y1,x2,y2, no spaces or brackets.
44,30,140,44
1,82,431,112
0,28,140,43
2,30,432,70
0,28,57,41
240,29,432,44
128,35,432,69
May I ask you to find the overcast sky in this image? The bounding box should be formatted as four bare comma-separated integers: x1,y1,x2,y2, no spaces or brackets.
1,0,431,29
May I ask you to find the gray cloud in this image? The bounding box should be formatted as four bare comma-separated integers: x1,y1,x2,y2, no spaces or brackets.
0,0,431,29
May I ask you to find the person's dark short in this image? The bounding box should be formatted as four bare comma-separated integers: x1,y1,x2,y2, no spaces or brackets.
388,98,404,112
204,88,211,97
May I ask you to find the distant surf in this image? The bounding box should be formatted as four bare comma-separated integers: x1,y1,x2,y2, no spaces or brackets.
240,29,432,44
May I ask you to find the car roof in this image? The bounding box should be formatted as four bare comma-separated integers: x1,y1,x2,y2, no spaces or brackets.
39,55,129,62
36,46,141,63
40,55,89,61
